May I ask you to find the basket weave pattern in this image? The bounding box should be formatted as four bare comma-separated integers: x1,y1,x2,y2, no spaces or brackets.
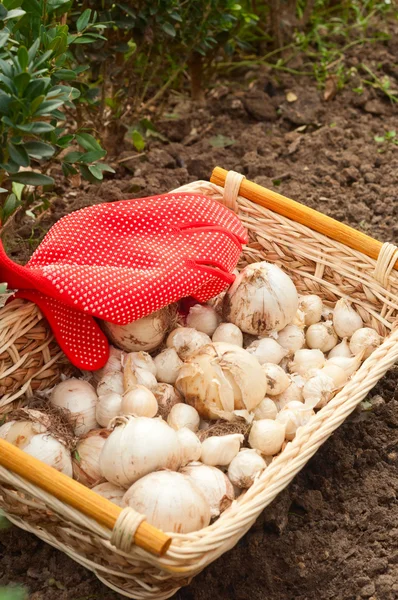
0,298,75,414
0,177,397,599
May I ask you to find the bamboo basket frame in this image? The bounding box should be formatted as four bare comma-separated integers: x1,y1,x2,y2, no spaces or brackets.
0,169,398,598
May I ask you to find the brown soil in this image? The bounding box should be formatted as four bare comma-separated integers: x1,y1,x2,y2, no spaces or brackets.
1,28,398,600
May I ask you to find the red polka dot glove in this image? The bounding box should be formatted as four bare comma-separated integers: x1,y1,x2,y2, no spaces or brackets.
0,192,247,370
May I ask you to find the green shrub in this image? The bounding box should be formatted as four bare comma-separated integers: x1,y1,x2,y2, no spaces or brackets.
67,1,257,137
0,0,113,225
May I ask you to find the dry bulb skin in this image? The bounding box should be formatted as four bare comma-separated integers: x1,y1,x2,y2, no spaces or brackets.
299,295,323,326
327,351,365,378
99,416,181,488
167,403,200,432
176,342,267,420
290,349,326,378
328,338,352,358
50,379,98,436
181,462,235,517
246,338,287,365
154,348,183,384
102,304,177,352
123,351,157,376
154,384,182,419
176,427,202,465
306,321,338,353
96,392,123,428
302,373,335,409
123,353,158,392
276,401,314,440
262,363,290,396
97,371,124,396
274,380,304,410
166,327,211,360
333,299,363,338
92,481,125,507
320,364,348,388
99,346,124,378
275,324,305,355
73,429,111,487
200,433,243,466
223,261,299,335
349,328,381,358
123,470,211,533
186,304,221,336
227,449,267,488
212,322,243,347
249,419,286,456
121,385,158,418
253,398,278,420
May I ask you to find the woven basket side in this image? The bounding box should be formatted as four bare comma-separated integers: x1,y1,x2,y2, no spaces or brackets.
0,298,75,413
1,179,398,600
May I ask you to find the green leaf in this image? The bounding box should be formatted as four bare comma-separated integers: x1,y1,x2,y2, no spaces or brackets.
56,134,74,147
209,134,235,148
76,9,92,32
52,69,77,81
79,149,106,163
0,33,10,49
76,132,103,152
34,99,65,115
12,182,24,201
96,163,115,173
11,172,54,186
14,72,31,94
63,151,83,163
30,94,46,114
161,22,176,37
24,141,55,159
88,164,103,180
28,39,40,63
8,142,30,167
25,79,50,100
0,74,16,94
17,46,29,71
169,11,183,22
0,92,11,116
61,162,78,177
374,135,385,143
25,122,55,134
131,130,145,151
0,159,19,174
0,187,8,193
4,8,26,19
32,50,53,71
71,35,104,44
2,193,20,219
0,59,13,78
47,0,70,13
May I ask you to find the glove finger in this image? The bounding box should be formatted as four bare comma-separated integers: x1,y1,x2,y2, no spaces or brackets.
13,290,109,371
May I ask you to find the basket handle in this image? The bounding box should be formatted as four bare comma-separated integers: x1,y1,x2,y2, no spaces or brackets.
210,167,398,271
0,438,171,556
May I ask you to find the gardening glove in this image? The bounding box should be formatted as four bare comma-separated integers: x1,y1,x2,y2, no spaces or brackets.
0,192,247,370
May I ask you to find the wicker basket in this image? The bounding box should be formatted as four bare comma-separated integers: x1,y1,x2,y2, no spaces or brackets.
1,169,398,599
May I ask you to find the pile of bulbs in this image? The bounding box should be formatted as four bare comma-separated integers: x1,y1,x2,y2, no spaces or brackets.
0,261,383,535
